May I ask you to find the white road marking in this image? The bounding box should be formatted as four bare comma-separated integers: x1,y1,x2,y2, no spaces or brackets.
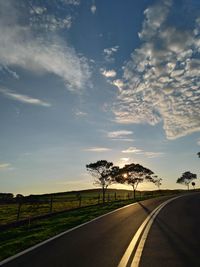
118,195,182,267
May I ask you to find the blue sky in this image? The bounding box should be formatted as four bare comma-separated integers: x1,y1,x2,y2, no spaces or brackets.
0,0,199,195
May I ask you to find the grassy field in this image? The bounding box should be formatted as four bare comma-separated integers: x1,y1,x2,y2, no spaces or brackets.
0,189,141,225
0,189,184,261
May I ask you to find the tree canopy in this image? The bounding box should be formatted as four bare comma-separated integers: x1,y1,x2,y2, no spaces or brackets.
113,163,154,199
177,171,197,190
86,160,118,203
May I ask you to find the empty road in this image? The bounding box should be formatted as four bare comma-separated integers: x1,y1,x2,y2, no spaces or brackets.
1,193,199,267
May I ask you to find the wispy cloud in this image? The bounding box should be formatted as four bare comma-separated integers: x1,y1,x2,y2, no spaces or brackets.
84,147,111,152
122,147,142,153
121,147,164,158
0,163,11,170
0,88,51,107
113,0,200,139
91,5,97,14
103,45,119,62
75,110,88,117
107,130,134,142
107,130,133,138
144,152,164,158
100,69,116,78
0,1,91,92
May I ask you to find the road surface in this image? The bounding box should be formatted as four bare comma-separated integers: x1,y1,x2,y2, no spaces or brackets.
1,193,199,267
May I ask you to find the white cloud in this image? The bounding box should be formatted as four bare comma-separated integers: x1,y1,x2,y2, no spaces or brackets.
61,0,80,5
91,5,97,14
30,14,72,31
0,88,51,107
107,130,133,138
84,147,111,152
103,46,119,62
0,163,11,169
101,69,116,78
144,152,164,158
75,110,88,116
120,157,130,162
113,0,200,139
122,147,142,153
0,1,90,92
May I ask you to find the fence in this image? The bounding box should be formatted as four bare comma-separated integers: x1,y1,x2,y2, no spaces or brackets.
0,189,176,227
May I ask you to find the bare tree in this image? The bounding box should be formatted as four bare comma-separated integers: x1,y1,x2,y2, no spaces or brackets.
86,160,118,203
177,171,197,190
114,163,154,199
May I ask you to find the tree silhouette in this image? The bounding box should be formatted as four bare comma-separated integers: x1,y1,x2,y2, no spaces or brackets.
153,176,162,190
192,181,196,190
114,163,154,199
86,160,118,203
197,152,200,158
177,171,197,190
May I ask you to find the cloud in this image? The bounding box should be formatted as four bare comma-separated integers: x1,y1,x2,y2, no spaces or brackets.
122,147,142,153
121,146,164,158
120,158,130,162
101,69,117,78
61,0,80,5
91,5,97,14
197,139,200,146
84,147,111,152
75,110,88,116
103,46,119,62
144,152,164,158
0,88,51,107
0,163,11,169
113,0,200,139
30,14,72,31
107,130,133,138
0,0,90,91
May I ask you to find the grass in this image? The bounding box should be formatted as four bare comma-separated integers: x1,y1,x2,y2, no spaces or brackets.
0,189,137,225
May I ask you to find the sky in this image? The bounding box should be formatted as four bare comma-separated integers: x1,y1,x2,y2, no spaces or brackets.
0,0,200,195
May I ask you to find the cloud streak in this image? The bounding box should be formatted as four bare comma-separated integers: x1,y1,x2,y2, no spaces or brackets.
113,0,200,139
84,147,111,152
0,88,51,107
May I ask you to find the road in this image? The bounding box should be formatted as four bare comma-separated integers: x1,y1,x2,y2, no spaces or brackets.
139,192,200,267
1,193,199,267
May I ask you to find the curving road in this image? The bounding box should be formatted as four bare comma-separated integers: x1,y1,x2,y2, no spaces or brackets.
1,193,199,267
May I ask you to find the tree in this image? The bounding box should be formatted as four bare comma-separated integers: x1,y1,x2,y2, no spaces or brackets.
192,181,196,190
197,152,200,158
153,176,162,190
114,163,154,199
86,160,118,203
176,171,197,190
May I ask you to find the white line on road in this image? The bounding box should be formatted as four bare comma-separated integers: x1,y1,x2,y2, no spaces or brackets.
118,195,182,267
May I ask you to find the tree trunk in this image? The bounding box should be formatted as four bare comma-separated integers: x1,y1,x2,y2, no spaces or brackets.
102,186,105,204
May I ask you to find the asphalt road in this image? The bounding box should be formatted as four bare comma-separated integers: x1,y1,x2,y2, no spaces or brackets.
2,193,200,267
139,192,200,267
1,196,170,267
